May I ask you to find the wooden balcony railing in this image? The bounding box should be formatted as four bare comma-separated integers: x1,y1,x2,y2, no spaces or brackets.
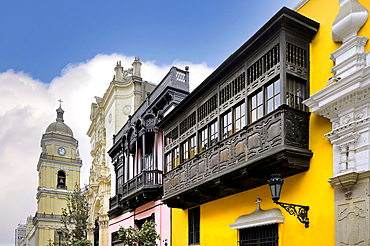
109,170,163,211
162,105,312,208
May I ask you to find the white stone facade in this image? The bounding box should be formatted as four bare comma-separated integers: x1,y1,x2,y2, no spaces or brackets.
303,1,370,245
86,58,155,246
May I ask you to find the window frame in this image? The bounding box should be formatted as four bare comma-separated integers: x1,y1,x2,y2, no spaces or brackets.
221,111,233,140
199,127,208,153
239,223,278,246
188,207,200,245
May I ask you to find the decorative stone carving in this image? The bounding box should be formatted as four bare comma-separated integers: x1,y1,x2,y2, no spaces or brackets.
122,105,131,115
337,199,368,245
332,0,369,43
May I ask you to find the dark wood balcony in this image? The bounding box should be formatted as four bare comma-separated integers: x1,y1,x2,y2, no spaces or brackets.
108,170,163,218
162,105,312,209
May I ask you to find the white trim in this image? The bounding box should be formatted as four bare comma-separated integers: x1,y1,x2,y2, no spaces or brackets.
40,163,81,171
230,200,285,229
293,0,309,11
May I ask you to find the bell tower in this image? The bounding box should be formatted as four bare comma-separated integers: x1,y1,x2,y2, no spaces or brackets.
31,101,83,246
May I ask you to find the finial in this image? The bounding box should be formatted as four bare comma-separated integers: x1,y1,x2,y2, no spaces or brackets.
255,198,262,209
58,98,63,108
332,0,369,43
185,66,189,71
56,99,65,122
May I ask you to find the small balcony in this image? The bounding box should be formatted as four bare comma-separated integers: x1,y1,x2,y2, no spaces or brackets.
162,105,312,209
108,170,163,218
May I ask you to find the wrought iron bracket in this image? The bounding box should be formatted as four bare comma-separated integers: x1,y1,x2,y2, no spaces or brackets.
275,201,309,228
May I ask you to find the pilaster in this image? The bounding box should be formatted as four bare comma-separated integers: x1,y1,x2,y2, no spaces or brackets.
303,1,370,245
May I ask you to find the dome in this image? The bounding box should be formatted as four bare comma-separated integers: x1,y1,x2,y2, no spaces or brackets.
45,106,74,137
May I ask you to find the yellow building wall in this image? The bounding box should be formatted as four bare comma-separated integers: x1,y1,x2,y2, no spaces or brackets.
169,1,370,244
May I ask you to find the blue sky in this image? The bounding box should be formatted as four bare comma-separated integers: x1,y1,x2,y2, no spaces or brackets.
1,0,298,83
0,0,302,245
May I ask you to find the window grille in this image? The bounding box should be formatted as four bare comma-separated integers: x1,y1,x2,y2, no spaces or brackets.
189,207,200,245
198,94,218,122
220,72,246,105
286,43,306,68
165,127,179,146
180,112,196,135
239,224,278,246
247,44,279,85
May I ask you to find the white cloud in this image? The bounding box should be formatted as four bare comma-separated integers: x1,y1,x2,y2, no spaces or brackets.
0,53,213,244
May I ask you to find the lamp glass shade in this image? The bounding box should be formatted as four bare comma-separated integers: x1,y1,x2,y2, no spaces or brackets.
268,174,284,203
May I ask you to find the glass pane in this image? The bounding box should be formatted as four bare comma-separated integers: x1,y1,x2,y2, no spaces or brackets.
235,120,240,132
236,106,240,118
258,105,263,119
251,110,256,122
257,92,263,105
267,99,273,114
251,96,256,108
267,84,273,98
275,95,280,108
275,79,280,94
241,115,245,128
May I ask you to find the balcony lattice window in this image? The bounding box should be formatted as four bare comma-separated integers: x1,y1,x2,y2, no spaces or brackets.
222,111,232,140
116,164,123,193
181,141,189,163
247,44,279,85
286,76,304,110
198,94,217,122
210,121,218,147
180,112,196,135
250,91,263,123
286,42,306,68
173,147,179,168
189,135,196,159
199,128,208,153
165,153,172,172
165,127,178,146
266,79,281,114
220,72,246,105
234,103,246,132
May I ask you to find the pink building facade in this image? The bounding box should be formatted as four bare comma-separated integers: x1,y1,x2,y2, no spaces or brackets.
108,66,190,246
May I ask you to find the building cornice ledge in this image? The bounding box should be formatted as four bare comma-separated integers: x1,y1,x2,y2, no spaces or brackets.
303,64,370,119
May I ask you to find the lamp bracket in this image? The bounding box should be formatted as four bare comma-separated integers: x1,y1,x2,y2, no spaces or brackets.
275,201,309,228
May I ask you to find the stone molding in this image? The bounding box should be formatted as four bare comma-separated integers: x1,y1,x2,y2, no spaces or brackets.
229,199,284,229
332,0,369,43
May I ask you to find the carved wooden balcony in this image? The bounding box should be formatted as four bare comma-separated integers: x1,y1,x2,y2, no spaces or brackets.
162,105,312,209
108,170,163,217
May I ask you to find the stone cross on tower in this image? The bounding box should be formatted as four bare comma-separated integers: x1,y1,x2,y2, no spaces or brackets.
58,98,63,107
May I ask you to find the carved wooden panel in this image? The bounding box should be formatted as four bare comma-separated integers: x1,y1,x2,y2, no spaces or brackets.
162,107,311,202
247,64,280,95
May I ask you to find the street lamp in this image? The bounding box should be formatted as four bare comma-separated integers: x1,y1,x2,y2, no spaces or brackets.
56,228,62,246
268,173,310,228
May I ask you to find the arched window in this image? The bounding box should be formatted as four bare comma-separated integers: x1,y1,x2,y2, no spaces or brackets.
57,170,66,189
